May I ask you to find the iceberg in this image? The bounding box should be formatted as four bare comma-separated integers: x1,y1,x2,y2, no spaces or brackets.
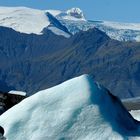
0,75,140,140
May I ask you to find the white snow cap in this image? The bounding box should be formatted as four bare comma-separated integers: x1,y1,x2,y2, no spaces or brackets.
0,6,85,35
0,6,51,34
66,7,85,20
0,74,140,140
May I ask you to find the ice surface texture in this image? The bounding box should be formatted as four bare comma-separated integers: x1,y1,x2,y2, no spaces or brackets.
0,75,140,140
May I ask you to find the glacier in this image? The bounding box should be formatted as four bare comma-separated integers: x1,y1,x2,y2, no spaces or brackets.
1,6,140,41
0,75,140,140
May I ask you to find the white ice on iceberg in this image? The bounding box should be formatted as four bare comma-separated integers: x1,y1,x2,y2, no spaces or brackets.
130,110,140,121
8,90,26,96
0,74,140,140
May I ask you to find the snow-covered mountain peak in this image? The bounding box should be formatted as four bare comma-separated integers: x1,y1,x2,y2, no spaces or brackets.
0,6,71,37
66,7,85,20
0,6,50,34
51,7,86,21
1,6,140,41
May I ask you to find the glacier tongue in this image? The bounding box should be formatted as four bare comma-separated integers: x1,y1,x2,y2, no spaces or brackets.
0,74,140,140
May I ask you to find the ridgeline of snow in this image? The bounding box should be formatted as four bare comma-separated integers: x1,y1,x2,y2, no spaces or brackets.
0,75,140,140
8,91,26,96
0,7,50,34
0,6,84,35
0,6,70,37
45,9,62,17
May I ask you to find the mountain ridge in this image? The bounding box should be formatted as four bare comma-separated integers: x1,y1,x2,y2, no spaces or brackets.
0,26,140,98
0,6,140,41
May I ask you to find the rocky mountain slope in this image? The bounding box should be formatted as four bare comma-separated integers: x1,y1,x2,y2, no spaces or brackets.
0,26,140,98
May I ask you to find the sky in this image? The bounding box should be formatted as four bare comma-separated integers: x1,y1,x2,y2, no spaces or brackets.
0,0,140,23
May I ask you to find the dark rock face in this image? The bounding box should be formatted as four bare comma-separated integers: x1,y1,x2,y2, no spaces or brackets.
0,92,25,140
0,134,6,140
45,12,71,35
0,126,4,136
0,26,140,98
0,92,26,115
0,125,5,140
